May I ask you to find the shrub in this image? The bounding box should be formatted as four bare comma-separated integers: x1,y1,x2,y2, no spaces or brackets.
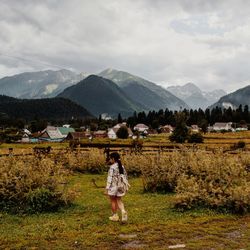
116,126,129,139
173,151,250,214
0,156,74,213
53,148,107,174
187,133,204,143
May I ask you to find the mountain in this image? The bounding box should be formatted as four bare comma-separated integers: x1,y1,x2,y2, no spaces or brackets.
0,95,93,120
167,83,226,110
99,68,188,111
58,75,144,117
0,69,87,99
209,85,250,109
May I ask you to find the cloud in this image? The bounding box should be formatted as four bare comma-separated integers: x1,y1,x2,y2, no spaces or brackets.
1,0,250,92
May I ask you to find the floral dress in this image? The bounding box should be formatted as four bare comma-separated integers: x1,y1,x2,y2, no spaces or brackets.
106,162,128,197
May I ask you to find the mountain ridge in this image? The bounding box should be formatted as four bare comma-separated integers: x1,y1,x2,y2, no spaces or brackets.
99,68,188,111
58,75,145,117
0,94,93,120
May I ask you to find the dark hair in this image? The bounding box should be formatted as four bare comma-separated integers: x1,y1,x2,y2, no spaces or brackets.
110,152,124,174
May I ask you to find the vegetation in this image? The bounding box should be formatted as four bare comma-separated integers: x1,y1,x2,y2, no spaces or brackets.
126,104,250,130
188,133,204,143
116,126,129,139
0,156,75,213
169,112,189,143
0,132,250,248
0,174,250,249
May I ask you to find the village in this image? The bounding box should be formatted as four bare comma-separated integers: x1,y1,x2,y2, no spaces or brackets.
16,120,248,143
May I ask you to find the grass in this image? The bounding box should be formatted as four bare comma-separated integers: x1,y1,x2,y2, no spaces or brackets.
1,174,249,249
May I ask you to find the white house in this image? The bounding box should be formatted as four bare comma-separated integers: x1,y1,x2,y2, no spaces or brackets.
108,126,133,139
190,125,200,133
108,128,118,139
212,122,233,131
133,123,149,133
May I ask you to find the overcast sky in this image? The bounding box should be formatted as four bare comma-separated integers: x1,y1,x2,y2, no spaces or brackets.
1,0,250,92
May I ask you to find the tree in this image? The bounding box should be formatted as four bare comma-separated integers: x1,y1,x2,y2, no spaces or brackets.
117,113,123,123
169,112,189,143
116,126,129,139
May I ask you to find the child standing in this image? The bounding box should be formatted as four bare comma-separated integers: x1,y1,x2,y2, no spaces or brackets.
105,152,129,222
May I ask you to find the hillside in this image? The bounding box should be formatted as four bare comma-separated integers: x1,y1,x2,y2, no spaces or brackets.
99,68,188,111
210,85,250,109
0,95,93,120
0,69,86,98
58,75,144,117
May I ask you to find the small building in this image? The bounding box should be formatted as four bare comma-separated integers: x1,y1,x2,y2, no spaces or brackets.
107,126,133,139
190,125,200,133
113,122,127,129
134,123,149,132
65,132,87,141
39,126,75,142
57,127,75,138
108,128,118,139
212,122,233,131
160,125,174,133
93,130,107,138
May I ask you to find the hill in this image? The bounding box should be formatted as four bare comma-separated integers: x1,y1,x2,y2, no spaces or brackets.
58,75,144,117
99,68,188,111
210,85,250,109
0,95,93,120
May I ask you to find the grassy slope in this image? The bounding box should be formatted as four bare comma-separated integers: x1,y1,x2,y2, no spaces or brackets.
0,174,249,249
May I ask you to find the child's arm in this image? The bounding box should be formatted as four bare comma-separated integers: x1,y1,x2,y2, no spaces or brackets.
106,167,114,190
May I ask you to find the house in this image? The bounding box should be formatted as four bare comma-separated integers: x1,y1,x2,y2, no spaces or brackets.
108,126,133,139
93,130,107,138
57,127,75,138
108,128,118,139
133,123,149,133
113,122,127,129
160,125,174,133
190,125,200,133
65,132,87,141
20,128,32,143
39,126,75,142
212,122,233,131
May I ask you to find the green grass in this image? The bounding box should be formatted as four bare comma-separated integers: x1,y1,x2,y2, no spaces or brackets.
0,174,249,249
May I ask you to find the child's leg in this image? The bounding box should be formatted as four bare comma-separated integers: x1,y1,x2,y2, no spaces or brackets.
116,197,125,212
117,197,127,221
109,196,118,214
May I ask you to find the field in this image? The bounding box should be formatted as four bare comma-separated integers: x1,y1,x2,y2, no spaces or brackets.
1,174,250,250
0,131,250,249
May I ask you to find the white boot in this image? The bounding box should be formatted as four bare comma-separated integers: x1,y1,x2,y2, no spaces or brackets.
109,213,119,222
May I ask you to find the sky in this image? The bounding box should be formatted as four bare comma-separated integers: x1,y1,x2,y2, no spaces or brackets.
1,0,250,93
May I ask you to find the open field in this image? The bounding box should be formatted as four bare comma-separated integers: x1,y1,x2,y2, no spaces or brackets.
0,174,250,250
0,132,250,249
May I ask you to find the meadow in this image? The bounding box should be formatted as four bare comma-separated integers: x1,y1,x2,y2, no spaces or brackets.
0,132,250,249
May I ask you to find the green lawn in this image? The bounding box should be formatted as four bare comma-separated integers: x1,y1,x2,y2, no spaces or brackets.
0,174,250,249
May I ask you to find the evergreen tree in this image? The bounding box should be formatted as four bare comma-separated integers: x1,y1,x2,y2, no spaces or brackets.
169,112,189,143
116,126,129,139
117,113,123,123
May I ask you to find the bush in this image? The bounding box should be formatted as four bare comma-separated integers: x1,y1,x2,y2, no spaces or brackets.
0,156,74,213
173,151,250,214
116,126,129,139
53,148,107,174
187,133,204,143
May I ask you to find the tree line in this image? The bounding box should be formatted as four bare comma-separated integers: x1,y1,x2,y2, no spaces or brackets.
125,105,250,131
